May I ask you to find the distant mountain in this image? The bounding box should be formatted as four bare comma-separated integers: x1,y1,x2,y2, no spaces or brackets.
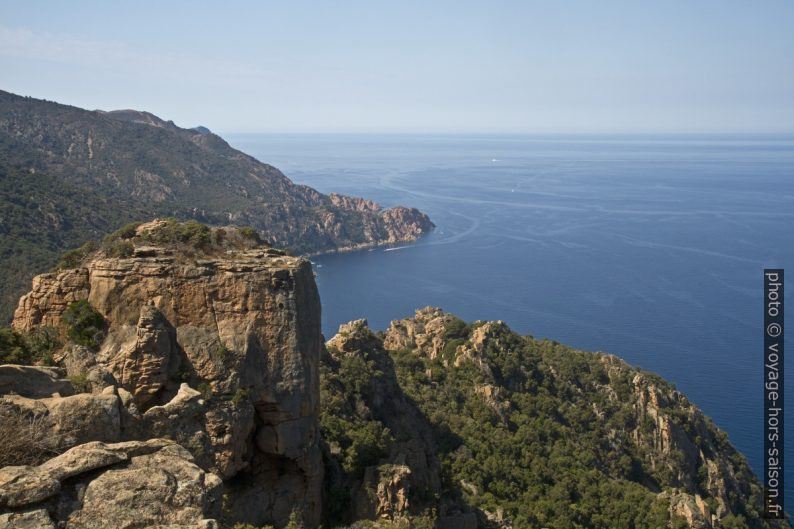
0,90,433,321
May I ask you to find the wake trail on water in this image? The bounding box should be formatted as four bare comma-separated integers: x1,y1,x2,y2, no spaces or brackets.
614,234,767,266
378,173,794,218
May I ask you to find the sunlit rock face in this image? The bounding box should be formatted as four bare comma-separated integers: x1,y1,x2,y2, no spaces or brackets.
10,228,323,527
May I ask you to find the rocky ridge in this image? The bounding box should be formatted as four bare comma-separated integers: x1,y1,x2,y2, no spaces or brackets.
318,308,789,529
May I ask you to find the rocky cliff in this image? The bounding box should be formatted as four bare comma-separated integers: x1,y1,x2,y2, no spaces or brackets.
1,222,790,529
319,309,790,529
0,89,434,322
2,221,323,528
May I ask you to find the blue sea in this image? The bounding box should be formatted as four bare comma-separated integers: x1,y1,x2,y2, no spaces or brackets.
228,133,794,506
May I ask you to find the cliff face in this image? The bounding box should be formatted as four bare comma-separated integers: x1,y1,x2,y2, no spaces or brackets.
0,89,434,322
4,223,323,528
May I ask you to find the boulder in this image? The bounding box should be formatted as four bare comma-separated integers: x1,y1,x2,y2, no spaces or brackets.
0,365,73,398
0,440,221,529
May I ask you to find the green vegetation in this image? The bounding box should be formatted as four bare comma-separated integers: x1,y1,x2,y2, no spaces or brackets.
284,510,305,529
67,373,91,393
321,351,394,478
0,326,59,365
140,218,212,248
0,165,163,322
211,341,231,367
63,300,105,348
107,221,143,240
105,239,134,258
320,341,399,526
56,241,99,270
320,316,779,529
238,226,261,242
0,90,432,323
442,316,469,340
50,219,273,274
197,381,213,401
231,388,249,407
332,519,434,529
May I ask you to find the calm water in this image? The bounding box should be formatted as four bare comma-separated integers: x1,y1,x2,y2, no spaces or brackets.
228,133,794,504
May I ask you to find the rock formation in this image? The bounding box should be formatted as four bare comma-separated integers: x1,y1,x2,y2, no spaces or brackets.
3,222,322,528
321,319,479,528
1,222,790,528
320,309,789,529
0,439,222,529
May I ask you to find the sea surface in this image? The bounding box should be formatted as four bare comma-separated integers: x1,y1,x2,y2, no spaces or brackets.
227,133,794,505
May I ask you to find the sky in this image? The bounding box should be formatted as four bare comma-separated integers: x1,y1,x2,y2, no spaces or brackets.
1,1,793,134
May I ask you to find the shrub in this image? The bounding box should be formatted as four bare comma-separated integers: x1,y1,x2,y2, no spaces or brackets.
441,338,465,362
197,381,213,401
238,226,261,243
63,300,106,348
211,342,230,366
443,317,469,340
104,239,134,258
284,510,305,529
23,326,60,365
0,327,28,364
212,227,226,246
105,221,142,241
56,240,98,270
0,410,59,467
143,219,212,248
231,388,249,407
68,373,91,393
0,326,60,366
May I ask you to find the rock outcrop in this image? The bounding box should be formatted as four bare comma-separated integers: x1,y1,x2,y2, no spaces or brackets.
0,439,222,528
383,307,461,360
0,365,74,399
323,309,788,529
5,223,323,527
322,319,478,528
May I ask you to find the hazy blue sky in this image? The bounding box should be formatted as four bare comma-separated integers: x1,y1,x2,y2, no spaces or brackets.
1,1,792,133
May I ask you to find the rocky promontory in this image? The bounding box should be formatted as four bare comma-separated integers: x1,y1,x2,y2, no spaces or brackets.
3,221,323,528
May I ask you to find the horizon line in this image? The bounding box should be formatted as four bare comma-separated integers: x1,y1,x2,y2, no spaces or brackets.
218,129,794,137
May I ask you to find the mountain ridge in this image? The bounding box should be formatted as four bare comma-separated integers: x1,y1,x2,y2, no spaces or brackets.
0,89,434,322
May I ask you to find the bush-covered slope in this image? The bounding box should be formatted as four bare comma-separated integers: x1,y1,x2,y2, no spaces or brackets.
0,165,175,321
0,89,433,322
320,309,789,529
